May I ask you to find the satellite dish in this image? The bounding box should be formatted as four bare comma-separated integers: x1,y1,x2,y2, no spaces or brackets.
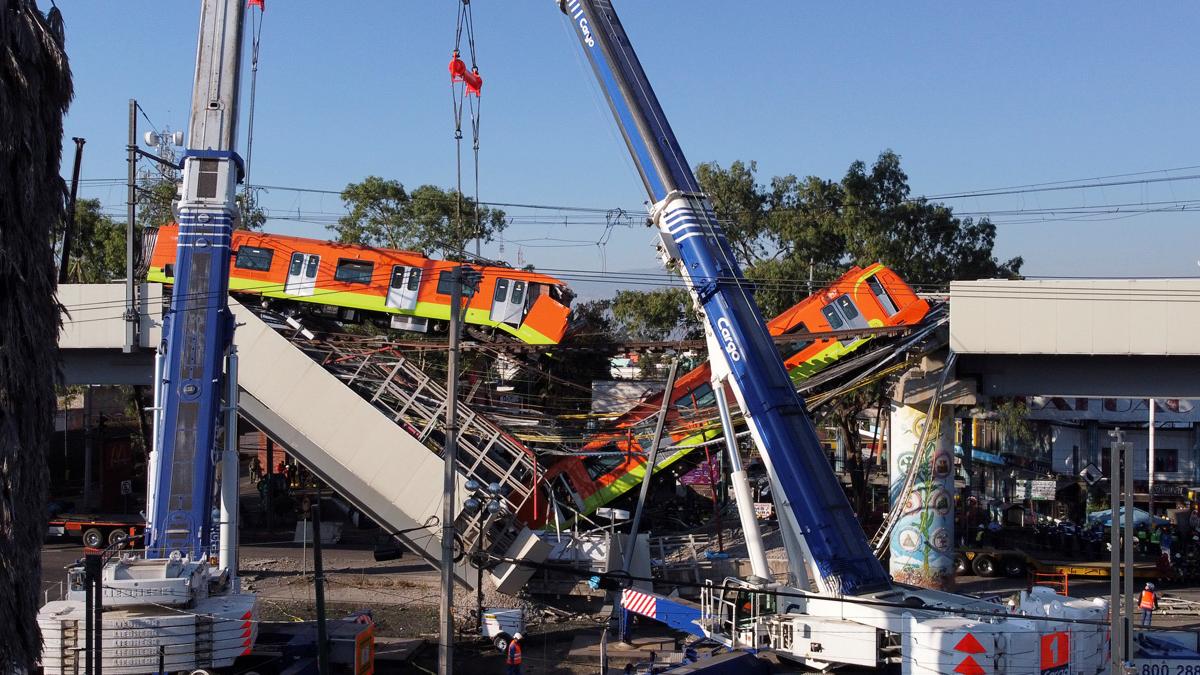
143,131,159,147
171,131,185,146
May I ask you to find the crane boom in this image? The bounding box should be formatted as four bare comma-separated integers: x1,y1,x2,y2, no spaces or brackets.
558,0,890,595
145,0,246,561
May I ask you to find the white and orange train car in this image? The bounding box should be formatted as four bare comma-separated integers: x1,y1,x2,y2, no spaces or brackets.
146,225,572,344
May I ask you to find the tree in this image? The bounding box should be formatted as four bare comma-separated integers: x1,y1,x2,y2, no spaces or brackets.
611,287,700,341
696,151,1023,316
0,1,71,669
331,176,507,257
837,152,1023,287
65,198,127,282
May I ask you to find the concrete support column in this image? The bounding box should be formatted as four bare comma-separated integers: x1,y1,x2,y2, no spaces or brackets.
889,403,956,590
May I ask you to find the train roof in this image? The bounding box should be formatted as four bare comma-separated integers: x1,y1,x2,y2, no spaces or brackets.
156,223,569,285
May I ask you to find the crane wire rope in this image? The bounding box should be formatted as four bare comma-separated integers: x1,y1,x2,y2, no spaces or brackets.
243,0,265,215
450,0,483,256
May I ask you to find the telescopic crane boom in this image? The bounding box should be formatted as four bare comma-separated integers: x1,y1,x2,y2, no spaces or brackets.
557,0,890,596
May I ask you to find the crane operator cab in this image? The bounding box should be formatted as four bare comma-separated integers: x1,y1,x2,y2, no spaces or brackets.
702,577,777,650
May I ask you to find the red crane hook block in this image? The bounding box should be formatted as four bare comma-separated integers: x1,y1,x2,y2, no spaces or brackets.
449,52,483,96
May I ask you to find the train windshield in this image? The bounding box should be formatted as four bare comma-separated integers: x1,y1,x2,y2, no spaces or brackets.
549,284,575,308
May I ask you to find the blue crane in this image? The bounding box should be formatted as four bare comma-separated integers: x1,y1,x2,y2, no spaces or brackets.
557,0,891,597
144,0,246,564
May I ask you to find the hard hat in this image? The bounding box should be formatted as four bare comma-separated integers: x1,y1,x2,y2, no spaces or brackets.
1146,583,1155,590
513,632,523,640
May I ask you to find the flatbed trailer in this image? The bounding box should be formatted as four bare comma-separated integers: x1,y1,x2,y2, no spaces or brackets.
46,513,143,549
957,546,1162,579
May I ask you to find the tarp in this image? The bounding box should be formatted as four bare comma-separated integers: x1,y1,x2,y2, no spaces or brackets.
1086,507,1169,527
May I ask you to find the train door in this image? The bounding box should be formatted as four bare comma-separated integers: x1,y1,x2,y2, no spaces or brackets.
490,278,526,326
821,294,868,331
285,253,320,296
385,265,421,311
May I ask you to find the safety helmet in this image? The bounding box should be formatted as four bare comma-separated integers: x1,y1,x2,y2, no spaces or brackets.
513,632,523,640
1146,583,1155,590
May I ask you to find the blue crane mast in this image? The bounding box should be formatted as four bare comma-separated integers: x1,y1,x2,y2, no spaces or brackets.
557,0,891,596
144,0,246,562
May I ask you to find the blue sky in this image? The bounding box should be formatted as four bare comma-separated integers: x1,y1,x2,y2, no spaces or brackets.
56,1,1200,286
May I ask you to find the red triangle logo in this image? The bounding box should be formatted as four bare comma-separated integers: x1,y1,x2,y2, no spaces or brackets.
954,655,985,675
954,633,986,654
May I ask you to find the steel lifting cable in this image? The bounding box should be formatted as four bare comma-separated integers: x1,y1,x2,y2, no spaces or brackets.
449,0,484,255
244,0,266,217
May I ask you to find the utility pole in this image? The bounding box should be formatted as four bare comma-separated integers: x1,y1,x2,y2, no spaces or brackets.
312,499,330,675
440,265,477,675
1148,399,1156,519
124,99,137,353
1124,431,1134,660
1109,428,1123,669
58,137,85,284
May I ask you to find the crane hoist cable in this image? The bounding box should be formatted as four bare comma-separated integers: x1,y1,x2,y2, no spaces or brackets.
244,0,266,217
449,0,484,256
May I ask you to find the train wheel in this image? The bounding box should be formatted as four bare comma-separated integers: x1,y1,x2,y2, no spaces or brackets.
108,529,129,546
971,554,996,577
82,528,104,549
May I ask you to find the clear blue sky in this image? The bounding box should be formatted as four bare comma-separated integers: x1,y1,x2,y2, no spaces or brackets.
56,1,1200,286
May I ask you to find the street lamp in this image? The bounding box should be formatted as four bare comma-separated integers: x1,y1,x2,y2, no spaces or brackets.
463,480,504,634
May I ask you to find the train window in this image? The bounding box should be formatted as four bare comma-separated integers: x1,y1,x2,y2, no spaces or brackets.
692,383,716,408
437,270,477,297
511,281,526,305
780,321,815,356
335,259,374,284
234,246,274,272
866,275,900,316
494,278,509,302
835,295,860,320
305,256,319,278
289,253,303,276
821,304,844,329
585,443,624,481
390,266,406,288
407,268,421,291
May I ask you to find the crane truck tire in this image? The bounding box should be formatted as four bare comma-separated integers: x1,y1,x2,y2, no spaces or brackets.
971,554,996,577
954,554,969,575
81,528,104,549
107,529,129,546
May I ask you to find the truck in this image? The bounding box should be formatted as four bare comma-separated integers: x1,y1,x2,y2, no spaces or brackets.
46,514,143,549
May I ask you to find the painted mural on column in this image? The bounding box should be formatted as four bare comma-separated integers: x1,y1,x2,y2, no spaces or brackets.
889,404,955,589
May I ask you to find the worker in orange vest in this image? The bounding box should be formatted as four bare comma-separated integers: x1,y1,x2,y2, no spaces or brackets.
506,632,523,674
1140,582,1159,626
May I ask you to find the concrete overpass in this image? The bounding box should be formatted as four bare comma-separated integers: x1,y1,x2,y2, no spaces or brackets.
949,278,1200,398
59,283,159,385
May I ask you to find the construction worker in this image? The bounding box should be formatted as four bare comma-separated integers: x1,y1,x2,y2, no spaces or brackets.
506,632,523,674
1140,582,1159,626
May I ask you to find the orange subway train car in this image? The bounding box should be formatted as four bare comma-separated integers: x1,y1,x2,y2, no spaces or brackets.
145,225,573,344
529,263,930,524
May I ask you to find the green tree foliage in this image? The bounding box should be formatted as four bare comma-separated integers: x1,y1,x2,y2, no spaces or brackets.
331,176,506,257
611,287,700,341
65,198,127,282
697,151,1023,317
136,177,176,232
616,151,1022,332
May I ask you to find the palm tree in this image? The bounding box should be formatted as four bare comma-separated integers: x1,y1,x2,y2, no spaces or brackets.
0,1,71,670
